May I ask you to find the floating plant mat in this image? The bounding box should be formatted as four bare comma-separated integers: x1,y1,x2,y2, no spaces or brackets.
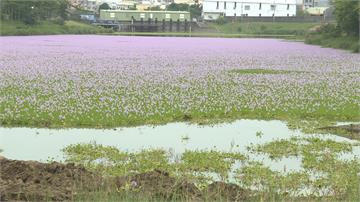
1,36,359,128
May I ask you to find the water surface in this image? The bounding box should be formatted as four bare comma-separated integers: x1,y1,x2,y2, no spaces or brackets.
1,119,358,172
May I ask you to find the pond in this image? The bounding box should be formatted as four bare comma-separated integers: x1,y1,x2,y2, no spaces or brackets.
1,119,359,173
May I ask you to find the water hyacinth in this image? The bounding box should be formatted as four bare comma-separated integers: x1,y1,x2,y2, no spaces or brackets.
0,35,359,127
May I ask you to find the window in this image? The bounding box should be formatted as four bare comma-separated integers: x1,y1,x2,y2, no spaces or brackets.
110,13,115,18
271,5,276,11
259,3,262,10
245,5,250,10
216,1,219,9
140,13,145,18
224,2,226,9
179,14,184,19
234,2,236,9
287,4,290,10
165,14,170,18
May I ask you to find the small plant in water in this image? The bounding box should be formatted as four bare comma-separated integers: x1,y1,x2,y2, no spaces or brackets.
181,135,190,142
255,131,264,138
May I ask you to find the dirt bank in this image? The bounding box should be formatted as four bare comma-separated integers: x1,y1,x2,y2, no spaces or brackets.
0,158,250,201
0,158,103,201
115,169,249,201
319,124,360,140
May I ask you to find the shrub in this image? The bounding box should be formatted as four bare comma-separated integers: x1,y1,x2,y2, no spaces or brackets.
260,25,267,32
215,16,227,25
318,23,341,37
52,17,65,25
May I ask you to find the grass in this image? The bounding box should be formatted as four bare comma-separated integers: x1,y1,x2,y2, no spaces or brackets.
63,136,360,201
208,22,321,36
0,20,113,36
0,20,314,39
305,33,360,53
108,22,321,39
108,31,297,39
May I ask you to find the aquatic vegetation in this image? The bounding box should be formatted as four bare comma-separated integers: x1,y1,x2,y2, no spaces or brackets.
249,137,360,199
255,131,264,138
249,137,301,159
63,144,246,184
227,68,296,74
252,137,355,160
63,143,172,176
63,136,360,200
179,150,246,182
0,36,359,128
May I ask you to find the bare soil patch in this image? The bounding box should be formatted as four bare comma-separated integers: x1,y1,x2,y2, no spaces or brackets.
1,158,250,201
0,158,102,201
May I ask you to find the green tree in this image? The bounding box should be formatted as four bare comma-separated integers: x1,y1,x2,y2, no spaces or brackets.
166,3,202,18
0,0,68,24
99,3,111,12
146,6,162,11
331,0,359,36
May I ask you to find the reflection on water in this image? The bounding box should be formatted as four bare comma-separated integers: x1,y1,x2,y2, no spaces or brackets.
0,119,359,172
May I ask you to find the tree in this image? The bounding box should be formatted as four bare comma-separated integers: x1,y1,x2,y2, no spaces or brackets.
166,3,202,18
146,6,162,11
331,0,359,36
0,0,69,24
99,3,111,12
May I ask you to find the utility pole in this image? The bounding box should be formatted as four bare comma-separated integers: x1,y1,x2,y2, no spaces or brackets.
188,3,191,37
241,3,243,22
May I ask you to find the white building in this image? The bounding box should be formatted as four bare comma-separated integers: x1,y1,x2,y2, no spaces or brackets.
303,0,329,8
173,0,196,4
203,0,297,20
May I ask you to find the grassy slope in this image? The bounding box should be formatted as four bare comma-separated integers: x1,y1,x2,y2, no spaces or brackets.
305,33,360,53
105,22,318,39
209,21,359,52
0,20,319,38
0,20,112,36
208,21,320,36
108,31,296,39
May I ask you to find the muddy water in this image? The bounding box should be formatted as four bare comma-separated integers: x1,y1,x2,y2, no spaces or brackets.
0,119,359,172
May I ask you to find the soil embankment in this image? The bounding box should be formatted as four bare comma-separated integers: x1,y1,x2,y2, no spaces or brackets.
0,158,249,201
319,124,360,140
0,157,102,201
